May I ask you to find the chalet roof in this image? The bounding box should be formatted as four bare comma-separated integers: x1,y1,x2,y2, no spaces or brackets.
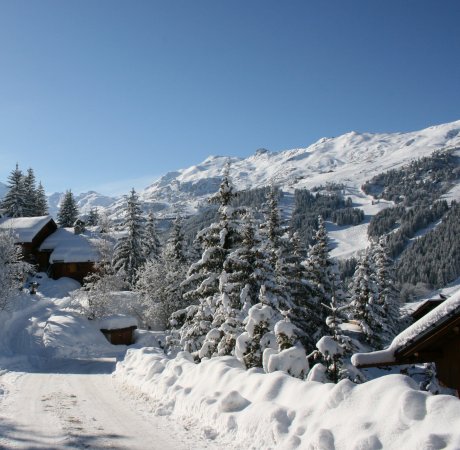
0,216,55,243
352,287,460,368
39,228,100,263
411,295,447,321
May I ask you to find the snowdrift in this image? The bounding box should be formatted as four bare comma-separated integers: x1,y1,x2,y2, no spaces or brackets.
114,347,460,450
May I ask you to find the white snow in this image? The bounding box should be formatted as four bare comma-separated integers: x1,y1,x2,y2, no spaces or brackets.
352,287,460,367
98,314,138,331
136,120,460,220
115,347,460,449
0,216,54,243
317,336,345,356
0,276,218,450
39,228,99,263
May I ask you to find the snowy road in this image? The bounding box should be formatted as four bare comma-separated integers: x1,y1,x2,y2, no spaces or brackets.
0,359,217,450
0,289,219,450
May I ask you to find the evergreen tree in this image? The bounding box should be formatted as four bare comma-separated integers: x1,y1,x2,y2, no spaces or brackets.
167,214,187,263
144,210,161,261
200,211,265,357
23,168,38,216
348,248,382,347
112,188,146,287
174,167,241,356
86,207,99,226
138,215,188,330
57,190,79,227
372,236,401,344
1,164,26,217
303,216,345,343
35,182,48,216
235,288,279,368
308,297,362,384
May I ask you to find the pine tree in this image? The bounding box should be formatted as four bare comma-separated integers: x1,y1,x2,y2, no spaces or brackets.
174,166,241,356
57,190,79,227
1,164,26,217
348,248,382,347
308,297,363,384
235,288,279,368
112,188,146,287
372,236,400,344
22,168,38,216
167,214,187,263
144,210,161,261
303,216,345,343
35,182,48,216
138,215,188,330
86,207,99,226
200,211,263,357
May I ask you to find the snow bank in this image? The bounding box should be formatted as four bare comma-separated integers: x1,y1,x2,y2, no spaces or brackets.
352,287,460,367
114,348,460,449
43,312,126,359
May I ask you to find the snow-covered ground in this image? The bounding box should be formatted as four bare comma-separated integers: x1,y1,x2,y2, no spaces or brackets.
0,276,218,450
2,275,460,449
115,347,460,450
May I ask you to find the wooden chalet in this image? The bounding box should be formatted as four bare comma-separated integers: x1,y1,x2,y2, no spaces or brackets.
38,227,100,283
352,289,460,396
0,216,57,268
411,294,447,321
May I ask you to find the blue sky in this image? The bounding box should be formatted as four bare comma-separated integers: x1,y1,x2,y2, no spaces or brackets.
0,1,459,195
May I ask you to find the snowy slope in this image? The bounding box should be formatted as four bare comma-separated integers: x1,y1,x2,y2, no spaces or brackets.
135,120,460,219
47,190,118,218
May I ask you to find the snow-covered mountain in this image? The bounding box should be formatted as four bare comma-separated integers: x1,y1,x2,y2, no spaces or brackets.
132,120,460,219
0,182,7,199
47,191,118,218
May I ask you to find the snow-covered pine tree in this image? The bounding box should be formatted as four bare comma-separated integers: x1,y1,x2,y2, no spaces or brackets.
137,215,188,330
303,216,346,340
22,168,38,216
0,229,34,310
35,182,48,216
167,214,187,264
57,190,79,227
1,164,26,218
144,210,161,261
235,287,279,368
86,207,99,226
200,211,263,358
280,231,318,350
307,297,363,383
372,235,401,344
348,247,382,347
262,315,309,379
112,188,146,287
174,165,241,356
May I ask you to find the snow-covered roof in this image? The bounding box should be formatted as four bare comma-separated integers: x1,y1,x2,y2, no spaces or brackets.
39,228,100,263
98,315,138,331
0,216,54,243
352,287,460,367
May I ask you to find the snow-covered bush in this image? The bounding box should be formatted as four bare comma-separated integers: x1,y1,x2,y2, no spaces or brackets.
235,300,278,368
0,229,33,311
